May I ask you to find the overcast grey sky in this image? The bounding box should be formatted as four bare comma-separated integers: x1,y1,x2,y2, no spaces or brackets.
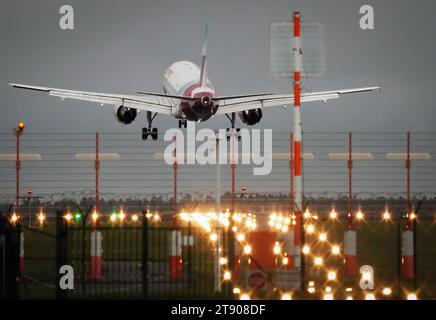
1,0,435,133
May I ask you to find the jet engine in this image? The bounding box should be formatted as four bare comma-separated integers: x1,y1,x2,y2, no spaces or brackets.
238,109,263,125
114,106,137,124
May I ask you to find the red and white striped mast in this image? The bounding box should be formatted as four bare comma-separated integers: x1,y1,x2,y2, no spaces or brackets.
292,11,303,269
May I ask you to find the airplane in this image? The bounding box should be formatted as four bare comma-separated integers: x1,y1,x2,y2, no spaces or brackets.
10,23,379,140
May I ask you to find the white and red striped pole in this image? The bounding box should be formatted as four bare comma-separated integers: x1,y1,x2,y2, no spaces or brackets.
402,132,414,279
90,230,102,281
344,132,357,277
89,132,103,281
170,135,182,281
292,11,303,269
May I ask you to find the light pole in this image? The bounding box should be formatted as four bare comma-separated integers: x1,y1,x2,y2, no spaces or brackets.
12,122,25,217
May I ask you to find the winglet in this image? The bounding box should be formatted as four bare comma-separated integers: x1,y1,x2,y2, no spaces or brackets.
199,21,208,87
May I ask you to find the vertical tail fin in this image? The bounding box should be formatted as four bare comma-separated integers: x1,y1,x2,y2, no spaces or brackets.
199,22,208,87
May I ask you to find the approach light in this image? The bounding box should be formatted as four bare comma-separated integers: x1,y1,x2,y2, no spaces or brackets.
306,224,315,234
319,232,327,242
314,256,323,266
239,293,250,300
407,293,418,300
91,211,99,223
329,209,338,220
74,212,82,222
302,245,310,255
64,213,73,223
10,213,19,224
331,245,341,256
382,287,392,296
327,271,337,281
110,212,118,222
382,210,391,221
243,244,252,255
281,293,292,300
365,293,376,300
223,271,231,281
356,210,364,221
210,233,218,242
236,233,245,242
131,214,139,222
273,242,281,255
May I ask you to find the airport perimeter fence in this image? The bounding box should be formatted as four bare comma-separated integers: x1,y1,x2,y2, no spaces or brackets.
1,130,436,299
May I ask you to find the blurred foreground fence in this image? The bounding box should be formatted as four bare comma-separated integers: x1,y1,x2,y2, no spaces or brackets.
1,131,436,299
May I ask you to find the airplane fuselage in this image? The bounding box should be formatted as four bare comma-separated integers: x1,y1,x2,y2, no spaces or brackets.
163,61,218,122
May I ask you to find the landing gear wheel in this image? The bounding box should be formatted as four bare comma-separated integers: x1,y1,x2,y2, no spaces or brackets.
151,128,158,140
142,127,149,140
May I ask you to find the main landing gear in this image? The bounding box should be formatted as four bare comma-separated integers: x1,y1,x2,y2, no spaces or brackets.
225,112,241,141
142,111,158,140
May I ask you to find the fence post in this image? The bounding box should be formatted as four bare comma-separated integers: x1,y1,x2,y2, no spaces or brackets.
142,210,148,299
56,210,67,300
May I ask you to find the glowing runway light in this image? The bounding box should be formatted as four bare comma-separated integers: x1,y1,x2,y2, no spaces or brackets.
407,293,418,300
329,209,338,220
303,209,311,219
64,213,73,223
219,257,228,265
233,287,241,294
131,214,139,222
110,212,117,222
306,224,315,234
210,233,218,242
382,287,392,296
236,233,245,242
273,242,281,255
327,271,337,281
382,210,391,221
240,293,250,300
319,232,327,242
118,210,126,222
356,210,364,221
365,293,376,300
37,212,46,225
243,244,252,255
74,212,82,222
223,271,231,281
281,293,292,300
346,295,353,300
409,212,417,220
314,256,323,266
302,245,310,255
331,245,341,256
153,213,161,222
91,211,99,224
282,256,289,265
308,287,316,294
323,293,334,300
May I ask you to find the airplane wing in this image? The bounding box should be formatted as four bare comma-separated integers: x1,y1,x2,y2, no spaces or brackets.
215,87,380,115
9,83,173,115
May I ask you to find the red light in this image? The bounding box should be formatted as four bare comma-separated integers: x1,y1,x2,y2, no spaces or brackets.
18,122,25,130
